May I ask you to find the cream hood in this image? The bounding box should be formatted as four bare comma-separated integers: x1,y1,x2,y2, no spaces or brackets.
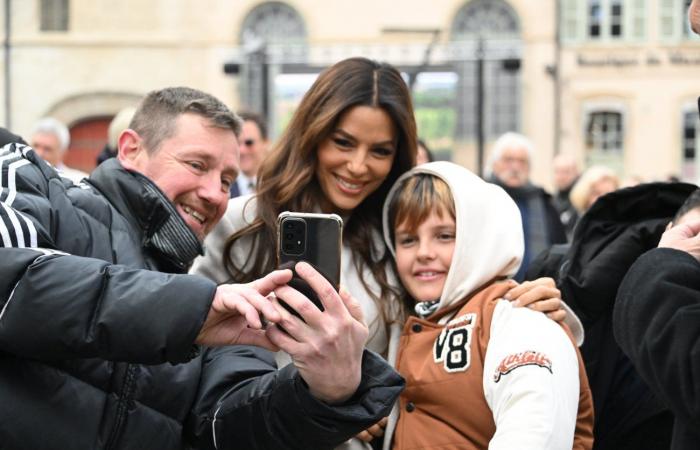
382,161,524,311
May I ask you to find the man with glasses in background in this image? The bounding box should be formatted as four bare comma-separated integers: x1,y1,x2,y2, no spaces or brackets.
231,111,269,197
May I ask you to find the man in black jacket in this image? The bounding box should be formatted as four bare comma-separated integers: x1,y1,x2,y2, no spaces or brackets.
613,189,700,450
0,87,403,450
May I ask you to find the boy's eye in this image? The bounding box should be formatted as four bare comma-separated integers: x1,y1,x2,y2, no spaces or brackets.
438,232,455,242
397,235,417,246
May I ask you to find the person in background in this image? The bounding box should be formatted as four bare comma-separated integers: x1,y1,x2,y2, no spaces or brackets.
416,138,434,165
613,187,700,450
380,161,593,450
487,132,566,280
31,117,87,183
0,87,404,450
552,152,580,240
526,181,695,450
96,106,137,166
569,165,619,216
612,7,700,449
230,110,269,197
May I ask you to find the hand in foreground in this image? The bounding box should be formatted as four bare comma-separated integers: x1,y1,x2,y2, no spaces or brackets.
266,262,369,404
356,417,388,443
195,269,292,350
504,277,566,322
659,219,700,261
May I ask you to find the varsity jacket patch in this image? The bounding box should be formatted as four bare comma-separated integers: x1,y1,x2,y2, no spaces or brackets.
433,313,476,373
493,350,553,382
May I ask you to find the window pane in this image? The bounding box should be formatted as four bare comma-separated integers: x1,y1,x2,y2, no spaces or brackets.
589,1,602,37
40,0,69,31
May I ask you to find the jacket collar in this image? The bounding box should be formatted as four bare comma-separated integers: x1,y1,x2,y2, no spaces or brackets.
88,159,203,269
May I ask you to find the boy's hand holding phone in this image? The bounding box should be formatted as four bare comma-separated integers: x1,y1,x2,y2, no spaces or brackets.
266,261,369,405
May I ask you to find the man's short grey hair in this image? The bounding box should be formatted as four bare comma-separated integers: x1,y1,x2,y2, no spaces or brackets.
130,87,242,154
32,117,70,152
487,132,534,172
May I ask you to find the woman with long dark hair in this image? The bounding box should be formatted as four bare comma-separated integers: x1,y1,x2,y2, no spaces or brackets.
193,57,416,357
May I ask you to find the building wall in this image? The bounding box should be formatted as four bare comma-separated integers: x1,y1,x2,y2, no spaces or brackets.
1,0,697,187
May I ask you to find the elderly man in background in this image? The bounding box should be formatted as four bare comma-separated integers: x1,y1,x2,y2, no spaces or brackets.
487,132,566,280
30,117,87,183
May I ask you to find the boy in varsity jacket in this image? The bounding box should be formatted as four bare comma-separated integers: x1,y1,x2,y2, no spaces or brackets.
380,161,593,450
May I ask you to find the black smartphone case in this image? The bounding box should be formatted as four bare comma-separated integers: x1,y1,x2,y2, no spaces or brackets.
276,212,343,316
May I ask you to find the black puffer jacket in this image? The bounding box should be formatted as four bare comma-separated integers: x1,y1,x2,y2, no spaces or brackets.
0,144,403,450
526,182,696,450
614,248,700,450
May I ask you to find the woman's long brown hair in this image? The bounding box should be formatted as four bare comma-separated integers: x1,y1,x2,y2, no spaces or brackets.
223,57,417,323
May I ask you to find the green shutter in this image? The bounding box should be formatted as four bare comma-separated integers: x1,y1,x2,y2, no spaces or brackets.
624,0,646,41
561,0,585,43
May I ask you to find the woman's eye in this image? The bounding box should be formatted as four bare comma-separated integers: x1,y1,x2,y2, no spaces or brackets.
333,137,353,148
372,147,394,157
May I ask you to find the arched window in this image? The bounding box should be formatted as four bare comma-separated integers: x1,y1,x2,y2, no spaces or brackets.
451,0,519,39
450,0,521,141
238,2,308,117
240,2,307,48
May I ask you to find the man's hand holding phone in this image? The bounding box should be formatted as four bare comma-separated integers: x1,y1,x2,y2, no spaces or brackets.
195,269,292,350
266,261,369,405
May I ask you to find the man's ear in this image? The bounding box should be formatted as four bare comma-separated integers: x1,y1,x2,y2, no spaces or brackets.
117,129,144,170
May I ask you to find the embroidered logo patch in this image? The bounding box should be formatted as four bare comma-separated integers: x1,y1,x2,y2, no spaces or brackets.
434,313,476,373
493,351,553,383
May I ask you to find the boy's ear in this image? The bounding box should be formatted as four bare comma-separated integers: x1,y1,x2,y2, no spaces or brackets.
117,129,145,170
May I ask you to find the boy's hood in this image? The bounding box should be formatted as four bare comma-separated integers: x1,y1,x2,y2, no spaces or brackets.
382,161,524,311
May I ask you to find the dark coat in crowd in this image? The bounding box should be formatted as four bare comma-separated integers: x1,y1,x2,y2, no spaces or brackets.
0,143,403,450
490,179,567,281
96,143,117,165
614,247,700,450
552,182,579,241
526,182,696,450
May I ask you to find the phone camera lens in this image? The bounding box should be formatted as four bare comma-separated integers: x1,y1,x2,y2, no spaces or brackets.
286,233,293,239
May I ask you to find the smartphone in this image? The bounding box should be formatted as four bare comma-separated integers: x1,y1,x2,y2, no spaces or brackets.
276,211,343,315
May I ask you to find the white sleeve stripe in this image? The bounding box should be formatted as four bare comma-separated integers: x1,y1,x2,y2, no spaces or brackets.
0,208,12,247
18,210,37,248
0,202,30,248
0,280,19,322
212,404,222,449
0,152,23,193
3,202,25,247
5,159,30,206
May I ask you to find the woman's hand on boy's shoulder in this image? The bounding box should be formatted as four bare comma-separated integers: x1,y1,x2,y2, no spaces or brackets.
504,277,567,322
